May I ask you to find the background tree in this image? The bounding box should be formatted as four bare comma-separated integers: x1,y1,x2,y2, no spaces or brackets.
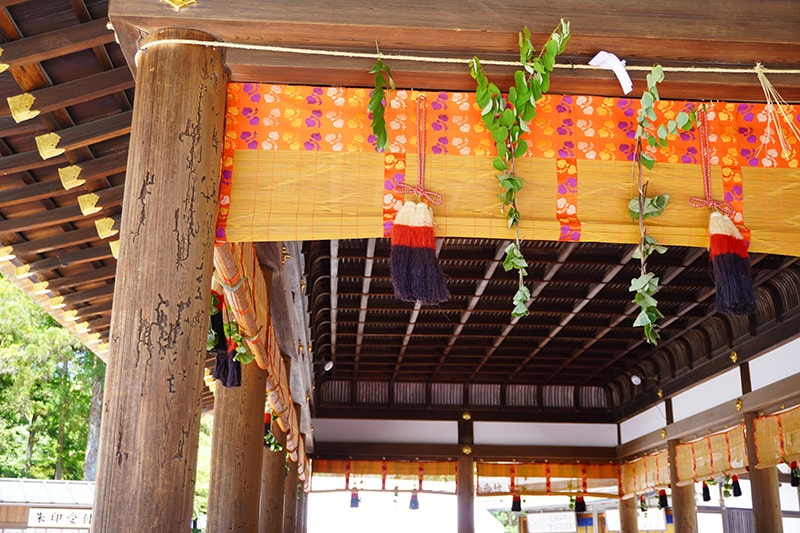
0,274,102,479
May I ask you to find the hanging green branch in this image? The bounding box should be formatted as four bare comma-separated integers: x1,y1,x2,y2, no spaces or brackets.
470,20,571,317
629,65,695,344
368,58,395,152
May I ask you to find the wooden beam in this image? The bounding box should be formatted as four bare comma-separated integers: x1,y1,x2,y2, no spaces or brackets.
0,148,68,177
41,263,117,292
72,299,113,320
311,441,616,462
110,0,800,102
0,184,124,234
314,404,615,423
7,67,134,123
618,370,800,458
0,18,114,70
0,225,99,258
18,242,114,278
53,283,114,309
35,110,132,160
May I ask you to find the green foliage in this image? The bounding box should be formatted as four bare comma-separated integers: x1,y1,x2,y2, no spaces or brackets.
628,66,696,344
0,275,98,479
222,320,255,365
470,20,570,317
368,59,395,152
193,413,213,518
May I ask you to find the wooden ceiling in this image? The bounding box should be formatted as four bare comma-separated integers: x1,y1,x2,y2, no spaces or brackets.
1,0,799,429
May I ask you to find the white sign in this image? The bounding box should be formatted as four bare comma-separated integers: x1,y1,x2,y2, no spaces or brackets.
27,508,92,528
527,511,577,533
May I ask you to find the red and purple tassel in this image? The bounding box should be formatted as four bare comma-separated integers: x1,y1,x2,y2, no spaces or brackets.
702,481,711,502
731,475,742,497
350,489,360,508
510,494,522,513
658,489,669,509
390,200,450,305
574,495,586,513
709,212,755,315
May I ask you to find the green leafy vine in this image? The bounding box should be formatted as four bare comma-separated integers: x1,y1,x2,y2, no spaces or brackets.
368,58,395,152
629,65,695,344
469,21,570,317
206,290,255,364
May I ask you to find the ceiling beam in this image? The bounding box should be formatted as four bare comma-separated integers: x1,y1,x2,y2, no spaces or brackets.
0,17,114,70
0,184,123,234
312,441,617,462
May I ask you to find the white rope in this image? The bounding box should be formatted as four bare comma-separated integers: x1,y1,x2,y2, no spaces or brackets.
138,38,800,76
756,63,800,159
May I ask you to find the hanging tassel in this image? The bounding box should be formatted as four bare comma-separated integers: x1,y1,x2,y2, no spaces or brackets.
702,481,711,502
709,212,755,315
731,475,742,497
350,488,360,508
658,489,669,509
389,95,450,306
409,490,419,510
690,107,755,315
791,461,800,487
511,494,522,513
574,495,586,513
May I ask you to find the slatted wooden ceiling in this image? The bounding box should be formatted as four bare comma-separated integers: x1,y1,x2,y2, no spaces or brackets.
1,0,799,424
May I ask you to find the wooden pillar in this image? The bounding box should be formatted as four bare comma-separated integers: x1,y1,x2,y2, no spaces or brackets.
283,404,302,533
668,439,698,532
457,454,475,533
296,484,307,533
92,29,227,532
618,496,638,533
260,418,287,533
745,411,783,533
207,361,268,531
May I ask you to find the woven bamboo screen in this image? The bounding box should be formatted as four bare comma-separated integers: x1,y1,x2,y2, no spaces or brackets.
621,449,669,497
219,84,800,257
754,404,800,467
675,425,747,485
476,462,621,498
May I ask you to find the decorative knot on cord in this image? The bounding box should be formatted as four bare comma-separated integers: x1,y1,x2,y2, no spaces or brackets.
689,105,734,217
393,95,443,206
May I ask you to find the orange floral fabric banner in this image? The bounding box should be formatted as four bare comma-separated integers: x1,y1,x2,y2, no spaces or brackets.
218,83,799,255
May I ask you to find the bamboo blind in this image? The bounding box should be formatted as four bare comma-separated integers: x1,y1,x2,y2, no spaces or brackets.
754,404,800,467
675,425,747,485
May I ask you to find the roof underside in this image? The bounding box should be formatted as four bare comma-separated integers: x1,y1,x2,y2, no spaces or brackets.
0,0,799,429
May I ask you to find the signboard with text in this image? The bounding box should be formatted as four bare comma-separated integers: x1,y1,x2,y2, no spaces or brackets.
27,508,92,528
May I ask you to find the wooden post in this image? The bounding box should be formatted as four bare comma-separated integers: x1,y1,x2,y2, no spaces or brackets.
91,29,227,532
296,483,307,533
260,418,287,533
668,439,698,532
457,454,475,533
207,361,268,531
619,496,638,533
745,411,784,533
283,404,302,533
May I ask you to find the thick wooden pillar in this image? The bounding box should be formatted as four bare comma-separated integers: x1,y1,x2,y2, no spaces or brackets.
260,418,287,533
745,411,783,533
457,454,475,533
668,439,698,532
92,29,227,532
618,496,638,533
207,361,268,530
